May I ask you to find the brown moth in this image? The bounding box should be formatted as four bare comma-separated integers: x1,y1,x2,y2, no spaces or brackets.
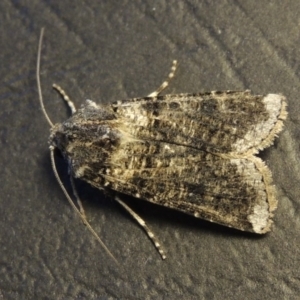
37,29,287,261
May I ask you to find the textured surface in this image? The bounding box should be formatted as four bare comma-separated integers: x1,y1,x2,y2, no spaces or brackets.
1,1,300,299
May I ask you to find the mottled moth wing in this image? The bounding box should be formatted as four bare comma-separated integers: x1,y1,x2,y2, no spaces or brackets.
113,91,286,155
50,91,287,234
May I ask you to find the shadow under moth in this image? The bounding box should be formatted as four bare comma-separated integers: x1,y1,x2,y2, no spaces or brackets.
37,29,287,262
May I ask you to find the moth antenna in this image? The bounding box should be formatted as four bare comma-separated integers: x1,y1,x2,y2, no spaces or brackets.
115,195,167,260
50,146,119,265
147,60,178,97
70,176,86,218
37,28,54,128
39,29,117,264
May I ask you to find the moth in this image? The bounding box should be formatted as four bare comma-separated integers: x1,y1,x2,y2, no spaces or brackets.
37,29,287,261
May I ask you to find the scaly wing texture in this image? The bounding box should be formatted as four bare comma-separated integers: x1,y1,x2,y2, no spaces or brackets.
56,92,287,233
79,139,276,233
112,91,287,155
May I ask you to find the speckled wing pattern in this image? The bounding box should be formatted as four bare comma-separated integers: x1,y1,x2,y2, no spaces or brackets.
51,91,287,234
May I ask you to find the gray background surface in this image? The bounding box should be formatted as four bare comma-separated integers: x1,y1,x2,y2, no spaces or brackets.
1,1,300,299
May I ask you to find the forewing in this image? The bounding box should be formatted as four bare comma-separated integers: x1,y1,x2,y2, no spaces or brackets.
112,91,287,154
80,139,276,234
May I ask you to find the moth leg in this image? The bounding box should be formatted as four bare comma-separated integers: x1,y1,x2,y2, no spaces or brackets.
70,176,87,220
52,84,77,115
115,195,166,260
147,60,177,97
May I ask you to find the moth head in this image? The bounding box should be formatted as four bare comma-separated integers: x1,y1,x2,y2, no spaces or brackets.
48,100,120,160
49,123,69,153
